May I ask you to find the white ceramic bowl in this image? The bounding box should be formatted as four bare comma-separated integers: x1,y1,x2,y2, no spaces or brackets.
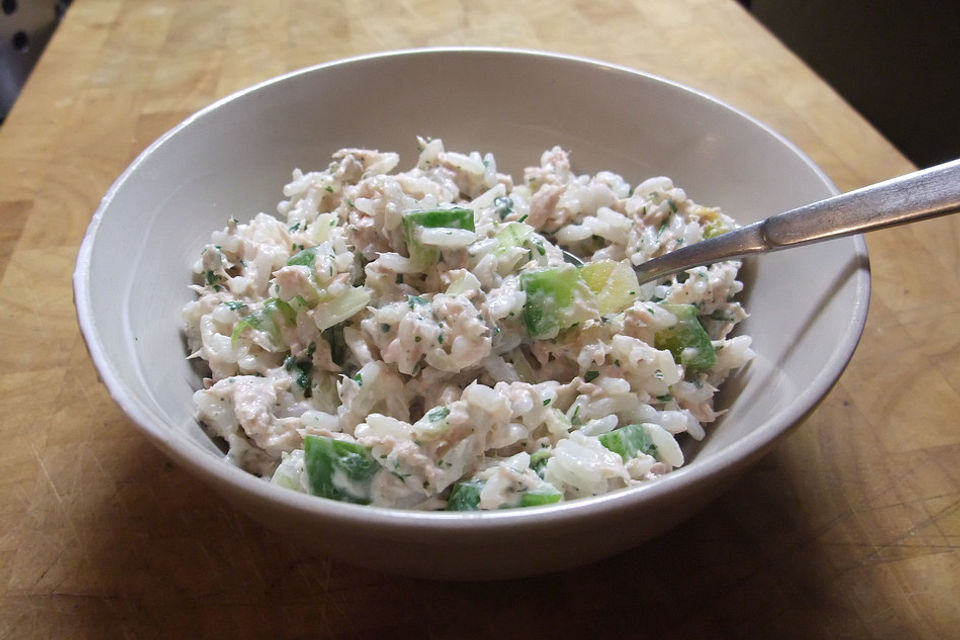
74,48,869,580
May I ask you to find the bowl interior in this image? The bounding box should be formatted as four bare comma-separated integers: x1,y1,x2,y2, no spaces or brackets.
76,49,867,527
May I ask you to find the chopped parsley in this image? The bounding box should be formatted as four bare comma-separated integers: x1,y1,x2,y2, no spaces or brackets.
494,196,514,219
656,219,670,240
283,355,314,397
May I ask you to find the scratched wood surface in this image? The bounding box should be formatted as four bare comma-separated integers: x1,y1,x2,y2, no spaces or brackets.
1,0,957,637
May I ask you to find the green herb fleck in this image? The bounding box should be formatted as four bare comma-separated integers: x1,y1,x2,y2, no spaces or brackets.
656,219,669,240
571,405,582,427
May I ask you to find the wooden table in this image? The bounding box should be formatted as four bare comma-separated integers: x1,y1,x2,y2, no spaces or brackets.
2,1,956,637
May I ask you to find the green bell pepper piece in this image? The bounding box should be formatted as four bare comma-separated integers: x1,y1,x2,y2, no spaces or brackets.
402,207,475,268
446,480,483,511
519,487,562,507
599,424,659,462
654,303,716,372
521,264,597,339
303,434,380,504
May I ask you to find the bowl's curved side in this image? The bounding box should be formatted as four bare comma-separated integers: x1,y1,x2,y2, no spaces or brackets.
74,48,870,579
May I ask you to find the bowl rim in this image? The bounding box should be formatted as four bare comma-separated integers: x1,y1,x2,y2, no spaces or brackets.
73,46,870,533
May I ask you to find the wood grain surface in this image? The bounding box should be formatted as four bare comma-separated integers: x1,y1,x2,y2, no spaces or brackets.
1,0,957,637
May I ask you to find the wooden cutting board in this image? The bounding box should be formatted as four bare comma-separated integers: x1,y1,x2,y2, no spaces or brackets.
1,0,956,637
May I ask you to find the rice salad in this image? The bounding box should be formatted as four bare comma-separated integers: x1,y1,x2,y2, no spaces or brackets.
181,138,754,511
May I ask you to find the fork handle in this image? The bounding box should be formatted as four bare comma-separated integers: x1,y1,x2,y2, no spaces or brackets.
634,158,960,284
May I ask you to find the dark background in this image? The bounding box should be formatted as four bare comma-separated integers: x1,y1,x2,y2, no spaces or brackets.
743,0,959,168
